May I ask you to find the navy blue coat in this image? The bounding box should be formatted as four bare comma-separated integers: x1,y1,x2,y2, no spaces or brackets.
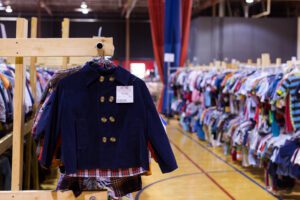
40,62,178,174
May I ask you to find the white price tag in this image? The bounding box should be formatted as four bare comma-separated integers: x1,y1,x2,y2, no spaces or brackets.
164,53,175,63
116,86,134,103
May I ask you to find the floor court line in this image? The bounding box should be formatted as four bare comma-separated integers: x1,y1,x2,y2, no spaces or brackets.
135,167,248,199
135,173,204,200
172,127,280,200
170,140,236,200
135,143,237,200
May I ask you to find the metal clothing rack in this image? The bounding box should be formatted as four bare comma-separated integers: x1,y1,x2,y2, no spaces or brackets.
0,17,113,200
165,66,179,123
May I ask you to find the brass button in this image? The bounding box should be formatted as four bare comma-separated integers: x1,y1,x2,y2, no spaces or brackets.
109,116,115,123
109,76,115,82
102,137,107,143
109,96,114,103
100,96,105,103
110,137,116,143
99,76,105,82
101,117,107,123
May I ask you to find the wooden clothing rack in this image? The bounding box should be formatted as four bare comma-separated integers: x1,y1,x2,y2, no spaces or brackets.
35,18,93,68
0,17,112,200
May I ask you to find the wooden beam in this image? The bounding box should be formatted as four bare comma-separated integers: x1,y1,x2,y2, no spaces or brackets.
24,17,38,190
0,191,107,200
0,38,114,57
0,120,33,156
297,17,300,59
62,18,70,69
29,17,38,108
11,18,28,191
261,53,271,67
276,58,282,65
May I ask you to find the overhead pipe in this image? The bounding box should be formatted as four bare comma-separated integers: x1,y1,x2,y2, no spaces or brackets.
252,0,271,18
125,0,138,19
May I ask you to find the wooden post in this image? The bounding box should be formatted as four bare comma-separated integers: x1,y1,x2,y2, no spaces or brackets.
257,58,262,66
62,18,70,69
23,17,38,190
276,58,282,66
11,18,28,191
29,17,38,109
297,17,300,60
261,53,271,67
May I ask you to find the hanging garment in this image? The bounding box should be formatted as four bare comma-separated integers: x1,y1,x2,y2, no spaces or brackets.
56,173,141,199
33,66,148,178
276,73,300,130
0,156,11,190
39,62,177,174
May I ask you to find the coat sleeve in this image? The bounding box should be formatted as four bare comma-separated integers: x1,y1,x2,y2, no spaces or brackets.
39,83,63,168
140,81,178,173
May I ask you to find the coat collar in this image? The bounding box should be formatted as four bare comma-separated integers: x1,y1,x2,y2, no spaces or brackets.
83,61,131,87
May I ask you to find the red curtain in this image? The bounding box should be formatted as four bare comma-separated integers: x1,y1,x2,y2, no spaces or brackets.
148,0,165,111
148,0,165,83
179,0,193,66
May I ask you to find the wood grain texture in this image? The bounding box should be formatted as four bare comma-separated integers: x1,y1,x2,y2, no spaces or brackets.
11,18,28,191
62,18,70,69
0,120,33,155
0,38,114,57
29,17,38,109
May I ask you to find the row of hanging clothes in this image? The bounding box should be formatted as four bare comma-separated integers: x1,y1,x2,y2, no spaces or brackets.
0,62,53,138
169,64,300,195
0,61,55,191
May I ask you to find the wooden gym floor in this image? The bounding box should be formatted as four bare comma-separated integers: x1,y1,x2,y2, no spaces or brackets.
136,120,300,200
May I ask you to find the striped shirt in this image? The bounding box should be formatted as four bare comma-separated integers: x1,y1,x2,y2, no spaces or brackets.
277,73,300,130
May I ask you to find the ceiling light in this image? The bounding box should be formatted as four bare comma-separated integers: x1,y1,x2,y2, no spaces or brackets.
80,1,88,9
246,0,254,3
5,5,12,13
74,7,91,14
81,8,89,14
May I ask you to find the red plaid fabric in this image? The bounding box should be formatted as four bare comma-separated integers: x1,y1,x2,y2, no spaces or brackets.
68,167,146,178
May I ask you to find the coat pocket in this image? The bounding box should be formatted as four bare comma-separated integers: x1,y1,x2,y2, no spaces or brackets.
75,119,89,149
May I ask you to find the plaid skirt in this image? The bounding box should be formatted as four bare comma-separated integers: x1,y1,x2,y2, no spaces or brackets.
56,173,141,199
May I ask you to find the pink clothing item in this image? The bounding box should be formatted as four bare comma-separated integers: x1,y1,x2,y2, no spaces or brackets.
191,89,200,102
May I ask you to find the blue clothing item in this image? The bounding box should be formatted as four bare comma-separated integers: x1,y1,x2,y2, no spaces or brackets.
290,164,300,179
0,156,11,190
39,63,178,174
275,140,298,176
204,91,211,107
270,111,280,137
277,74,300,130
182,116,190,132
195,122,205,140
0,85,7,123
